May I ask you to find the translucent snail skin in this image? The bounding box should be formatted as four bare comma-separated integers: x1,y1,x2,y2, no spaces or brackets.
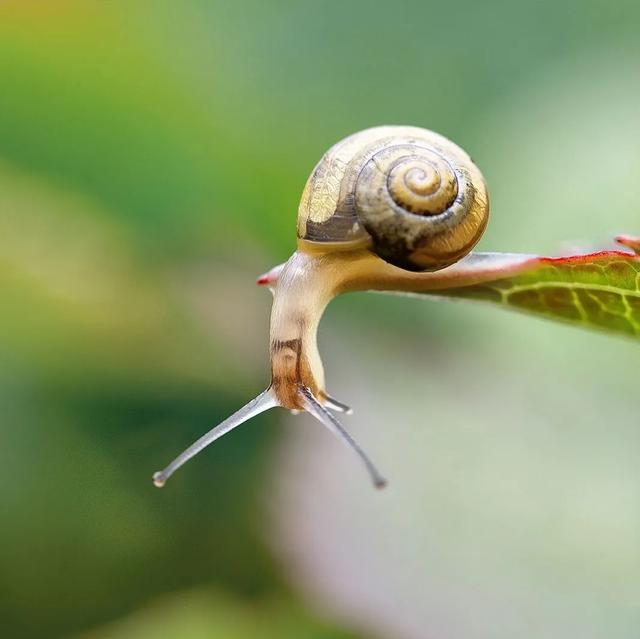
153,126,489,489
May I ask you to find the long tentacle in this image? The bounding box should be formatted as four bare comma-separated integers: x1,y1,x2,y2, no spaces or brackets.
300,386,387,489
153,388,278,487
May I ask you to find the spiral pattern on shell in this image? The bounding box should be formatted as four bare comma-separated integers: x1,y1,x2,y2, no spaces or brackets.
386,152,458,216
297,126,489,271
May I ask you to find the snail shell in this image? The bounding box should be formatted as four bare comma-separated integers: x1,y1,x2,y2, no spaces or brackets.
297,125,489,271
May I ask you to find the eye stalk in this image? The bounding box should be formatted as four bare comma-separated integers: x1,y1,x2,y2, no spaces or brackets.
154,126,490,489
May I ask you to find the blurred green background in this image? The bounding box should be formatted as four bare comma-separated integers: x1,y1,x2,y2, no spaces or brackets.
1,2,639,638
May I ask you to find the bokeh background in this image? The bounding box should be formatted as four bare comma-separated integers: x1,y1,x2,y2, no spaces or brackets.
2,2,639,638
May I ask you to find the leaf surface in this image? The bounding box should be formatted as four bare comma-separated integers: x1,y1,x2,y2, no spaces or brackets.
430,237,640,338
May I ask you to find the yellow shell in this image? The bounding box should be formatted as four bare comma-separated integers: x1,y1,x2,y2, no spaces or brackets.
297,125,489,271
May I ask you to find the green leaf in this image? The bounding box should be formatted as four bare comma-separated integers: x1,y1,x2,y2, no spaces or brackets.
430,237,640,338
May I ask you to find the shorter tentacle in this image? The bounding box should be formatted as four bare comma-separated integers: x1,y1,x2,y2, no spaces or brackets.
153,388,278,487
300,386,387,489
322,393,354,415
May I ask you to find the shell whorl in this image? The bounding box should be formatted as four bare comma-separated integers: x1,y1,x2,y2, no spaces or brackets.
297,126,489,271
386,149,458,215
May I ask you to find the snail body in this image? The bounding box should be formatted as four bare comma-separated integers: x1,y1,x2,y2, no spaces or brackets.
271,126,488,409
154,126,489,489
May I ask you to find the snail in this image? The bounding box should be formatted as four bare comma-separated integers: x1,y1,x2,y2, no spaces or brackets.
153,125,489,489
